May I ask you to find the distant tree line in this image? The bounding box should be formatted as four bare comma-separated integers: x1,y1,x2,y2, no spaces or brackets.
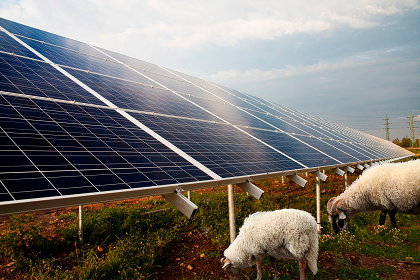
392,136,419,147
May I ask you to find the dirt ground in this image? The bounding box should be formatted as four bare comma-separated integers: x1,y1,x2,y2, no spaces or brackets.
1,175,420,279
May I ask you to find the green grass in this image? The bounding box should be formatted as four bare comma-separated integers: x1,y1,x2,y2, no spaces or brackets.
1,174,419,279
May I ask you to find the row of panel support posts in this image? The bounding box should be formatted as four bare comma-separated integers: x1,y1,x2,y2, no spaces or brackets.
78,205,84,244
227,184,236,244
316,176,322,232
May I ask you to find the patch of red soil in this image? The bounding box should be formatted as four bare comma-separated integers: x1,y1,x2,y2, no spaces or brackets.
156,229,226,280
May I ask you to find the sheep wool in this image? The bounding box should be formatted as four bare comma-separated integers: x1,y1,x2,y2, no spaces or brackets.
332,160,420,219
223,209,318,275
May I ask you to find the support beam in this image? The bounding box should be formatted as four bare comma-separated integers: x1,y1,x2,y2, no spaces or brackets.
162,189,198,218
236,181,264,200
286,173,307,187
78,205,84,244
333,167,345,176
316,176,322,232
310,170,327,181
227,184,236,244
344,166,355,173
356,164,364,170
363,163,370,169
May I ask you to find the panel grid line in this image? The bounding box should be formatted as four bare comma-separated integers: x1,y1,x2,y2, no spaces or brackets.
1,126,61,197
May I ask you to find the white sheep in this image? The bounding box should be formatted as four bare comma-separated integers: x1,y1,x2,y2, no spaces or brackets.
327,160,420,234
221,209,318,280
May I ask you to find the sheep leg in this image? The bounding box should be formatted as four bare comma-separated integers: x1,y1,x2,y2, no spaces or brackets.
379,210,387,225
388,209,398,229
298,258,308,280
270,256,279,279
255,259,262,280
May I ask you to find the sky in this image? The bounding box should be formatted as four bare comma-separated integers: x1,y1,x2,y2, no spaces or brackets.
0,0,419,141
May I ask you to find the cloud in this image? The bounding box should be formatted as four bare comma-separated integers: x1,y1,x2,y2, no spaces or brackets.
2,0,417,51
201,58,368,84
202,46,420,85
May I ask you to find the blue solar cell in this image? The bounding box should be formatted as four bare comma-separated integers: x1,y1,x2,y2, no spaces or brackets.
0,31,40,59
46,171,98,195
141,70,225,103
0,192,13,202
0,150,38,173
0,18,119,61
95,47,174,77
2,174,59,200
0,53,108,104
157,67,225,93
242,127,339,168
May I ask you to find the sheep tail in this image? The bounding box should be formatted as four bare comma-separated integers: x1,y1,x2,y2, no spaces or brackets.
305,230,319,275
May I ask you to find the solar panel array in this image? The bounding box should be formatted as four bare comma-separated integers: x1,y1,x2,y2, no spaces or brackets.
0,17,412,214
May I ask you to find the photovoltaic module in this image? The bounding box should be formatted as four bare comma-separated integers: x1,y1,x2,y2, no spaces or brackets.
0,17,413,215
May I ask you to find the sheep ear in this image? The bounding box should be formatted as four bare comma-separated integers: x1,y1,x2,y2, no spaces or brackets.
222,259,231,269
327,197,336,215
330,198,347,217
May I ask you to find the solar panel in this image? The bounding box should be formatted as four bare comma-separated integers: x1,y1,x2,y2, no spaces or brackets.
0,17,413,216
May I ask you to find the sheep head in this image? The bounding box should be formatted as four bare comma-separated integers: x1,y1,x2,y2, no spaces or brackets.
327,197,350,234
221,257,241,280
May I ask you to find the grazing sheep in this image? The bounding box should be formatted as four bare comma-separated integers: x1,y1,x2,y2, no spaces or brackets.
327,160,420,234
221,209,318,280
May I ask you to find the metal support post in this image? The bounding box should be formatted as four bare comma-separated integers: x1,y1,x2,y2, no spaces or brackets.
316,176,322,232
344,169,348,189
78,205,84,244
187,190,191,201
281,176,284,183
227,184,236,244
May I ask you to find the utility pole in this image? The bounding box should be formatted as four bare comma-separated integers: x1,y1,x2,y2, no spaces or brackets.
407,110,419,147
384,113,391,141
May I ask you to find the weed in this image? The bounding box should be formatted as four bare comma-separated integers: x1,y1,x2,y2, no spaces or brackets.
0,215,59,272
334,256,395,279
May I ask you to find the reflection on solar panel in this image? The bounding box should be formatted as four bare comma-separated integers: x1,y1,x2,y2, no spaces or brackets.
0,17,413,216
